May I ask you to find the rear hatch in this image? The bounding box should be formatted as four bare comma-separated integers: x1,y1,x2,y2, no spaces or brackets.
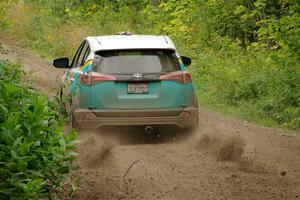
81,49,191,113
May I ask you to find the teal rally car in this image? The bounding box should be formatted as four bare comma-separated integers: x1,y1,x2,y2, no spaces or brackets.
53,33,199,131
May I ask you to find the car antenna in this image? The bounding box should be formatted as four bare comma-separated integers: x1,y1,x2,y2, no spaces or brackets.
117,31,133,36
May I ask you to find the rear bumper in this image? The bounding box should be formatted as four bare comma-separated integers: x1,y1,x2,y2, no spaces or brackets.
72,107,198,129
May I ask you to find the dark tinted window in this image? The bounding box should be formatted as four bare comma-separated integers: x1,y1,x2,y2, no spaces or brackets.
83,47,91,63
70,40,90,68
93,50,180,74
77,42,89,67
70,41,85,68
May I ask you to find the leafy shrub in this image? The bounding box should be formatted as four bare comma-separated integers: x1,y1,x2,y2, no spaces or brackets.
0,61,77,199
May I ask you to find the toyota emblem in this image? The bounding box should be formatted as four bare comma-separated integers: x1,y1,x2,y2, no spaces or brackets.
133,73,143,81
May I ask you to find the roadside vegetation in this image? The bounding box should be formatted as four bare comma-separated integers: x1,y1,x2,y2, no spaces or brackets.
0,60,77,199
0,0,299,129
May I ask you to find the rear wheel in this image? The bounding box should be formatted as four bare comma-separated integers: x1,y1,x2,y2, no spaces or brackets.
70,112,78,131
58,87,67,115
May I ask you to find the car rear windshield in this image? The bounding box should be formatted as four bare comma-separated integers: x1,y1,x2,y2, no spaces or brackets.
93,49,180,74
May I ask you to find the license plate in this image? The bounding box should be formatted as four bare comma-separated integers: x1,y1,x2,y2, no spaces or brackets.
127,83,149,94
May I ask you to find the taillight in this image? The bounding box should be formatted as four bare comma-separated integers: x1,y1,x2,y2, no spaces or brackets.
80,72,116,86
159,71,192,84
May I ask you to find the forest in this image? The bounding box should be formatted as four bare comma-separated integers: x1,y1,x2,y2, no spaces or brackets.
0,0,299,198
1,0,299,129
2,0,298,129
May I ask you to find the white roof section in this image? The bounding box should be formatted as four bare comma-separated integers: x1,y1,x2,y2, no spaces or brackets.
86,35,176,52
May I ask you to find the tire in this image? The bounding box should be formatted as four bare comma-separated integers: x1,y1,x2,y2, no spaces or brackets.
58,87,67,115
70,112,78,131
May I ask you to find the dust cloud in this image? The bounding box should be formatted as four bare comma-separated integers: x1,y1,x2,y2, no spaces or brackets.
77,130,116,168
198,133,246,161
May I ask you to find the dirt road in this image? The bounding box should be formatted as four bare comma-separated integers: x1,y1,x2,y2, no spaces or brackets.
1,35,299,200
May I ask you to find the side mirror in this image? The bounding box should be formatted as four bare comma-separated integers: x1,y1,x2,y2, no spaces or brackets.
181,56,192,66
53,58,70,68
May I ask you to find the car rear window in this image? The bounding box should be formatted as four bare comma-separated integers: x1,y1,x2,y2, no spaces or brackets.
93,49,180,74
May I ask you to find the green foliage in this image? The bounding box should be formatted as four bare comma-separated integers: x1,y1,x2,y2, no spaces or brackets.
0,61,77,199
197,49,300,129
0,0,16,30
2,0,300,129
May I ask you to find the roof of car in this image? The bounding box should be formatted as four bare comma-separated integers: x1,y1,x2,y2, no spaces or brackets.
86,35,176,52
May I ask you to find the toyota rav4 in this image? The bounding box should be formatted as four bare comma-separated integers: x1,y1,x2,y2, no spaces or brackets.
53,33,198,131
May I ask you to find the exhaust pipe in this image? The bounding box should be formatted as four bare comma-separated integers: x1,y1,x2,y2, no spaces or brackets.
145,126,154,134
